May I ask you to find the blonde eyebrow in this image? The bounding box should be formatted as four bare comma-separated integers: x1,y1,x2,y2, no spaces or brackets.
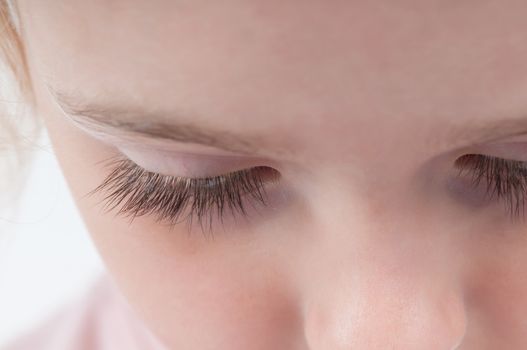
48,85,527,158
430,117,527,152
48,87,269,156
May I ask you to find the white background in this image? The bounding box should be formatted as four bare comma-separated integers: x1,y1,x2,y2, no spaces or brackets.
0,131,104,347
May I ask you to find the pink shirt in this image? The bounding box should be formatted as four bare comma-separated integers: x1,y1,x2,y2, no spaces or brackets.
4,274,168,350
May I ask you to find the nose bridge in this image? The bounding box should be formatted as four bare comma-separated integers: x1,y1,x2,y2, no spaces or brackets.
299,190,467,349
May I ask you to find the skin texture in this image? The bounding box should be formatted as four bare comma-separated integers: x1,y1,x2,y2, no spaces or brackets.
14,0,527,348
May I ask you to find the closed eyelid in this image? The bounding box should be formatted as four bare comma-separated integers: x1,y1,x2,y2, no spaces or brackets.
87,155,279,236
119,146,271,178
453,154,527,221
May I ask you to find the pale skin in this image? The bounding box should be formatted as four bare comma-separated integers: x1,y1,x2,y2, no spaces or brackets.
14,0,527,348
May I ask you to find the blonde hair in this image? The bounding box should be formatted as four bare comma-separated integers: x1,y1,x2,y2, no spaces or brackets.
0,0,31,97
0,0,40,213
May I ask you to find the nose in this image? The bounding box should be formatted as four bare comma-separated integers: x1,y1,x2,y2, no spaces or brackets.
302,267,467,350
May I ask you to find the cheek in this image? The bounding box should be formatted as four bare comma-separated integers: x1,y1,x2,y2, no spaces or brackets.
103,237,302,348
88,221,302,348
464,240,527,344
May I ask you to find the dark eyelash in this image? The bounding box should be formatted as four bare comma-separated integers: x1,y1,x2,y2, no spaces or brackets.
86,155,279,237
454,154,527,221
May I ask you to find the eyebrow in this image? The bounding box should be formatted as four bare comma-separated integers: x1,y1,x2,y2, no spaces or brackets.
49,86,527,157
48,87,268,156
431,116,527,151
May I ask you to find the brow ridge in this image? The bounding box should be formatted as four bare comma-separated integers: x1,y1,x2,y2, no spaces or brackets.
49,87,264,155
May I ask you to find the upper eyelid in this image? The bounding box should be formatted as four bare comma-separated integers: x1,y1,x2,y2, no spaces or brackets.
117,145,275,178
105,154,267,181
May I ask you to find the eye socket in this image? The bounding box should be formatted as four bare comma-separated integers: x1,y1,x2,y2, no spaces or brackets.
87,155,280,237
454,154,527,221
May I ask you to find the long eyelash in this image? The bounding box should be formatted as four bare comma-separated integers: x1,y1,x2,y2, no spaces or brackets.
455,154,527,221
86,155,277,237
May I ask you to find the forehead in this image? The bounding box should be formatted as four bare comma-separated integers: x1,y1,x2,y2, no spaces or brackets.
16,0,527,163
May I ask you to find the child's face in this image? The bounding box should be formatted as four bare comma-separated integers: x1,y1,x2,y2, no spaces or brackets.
16,0,527,348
